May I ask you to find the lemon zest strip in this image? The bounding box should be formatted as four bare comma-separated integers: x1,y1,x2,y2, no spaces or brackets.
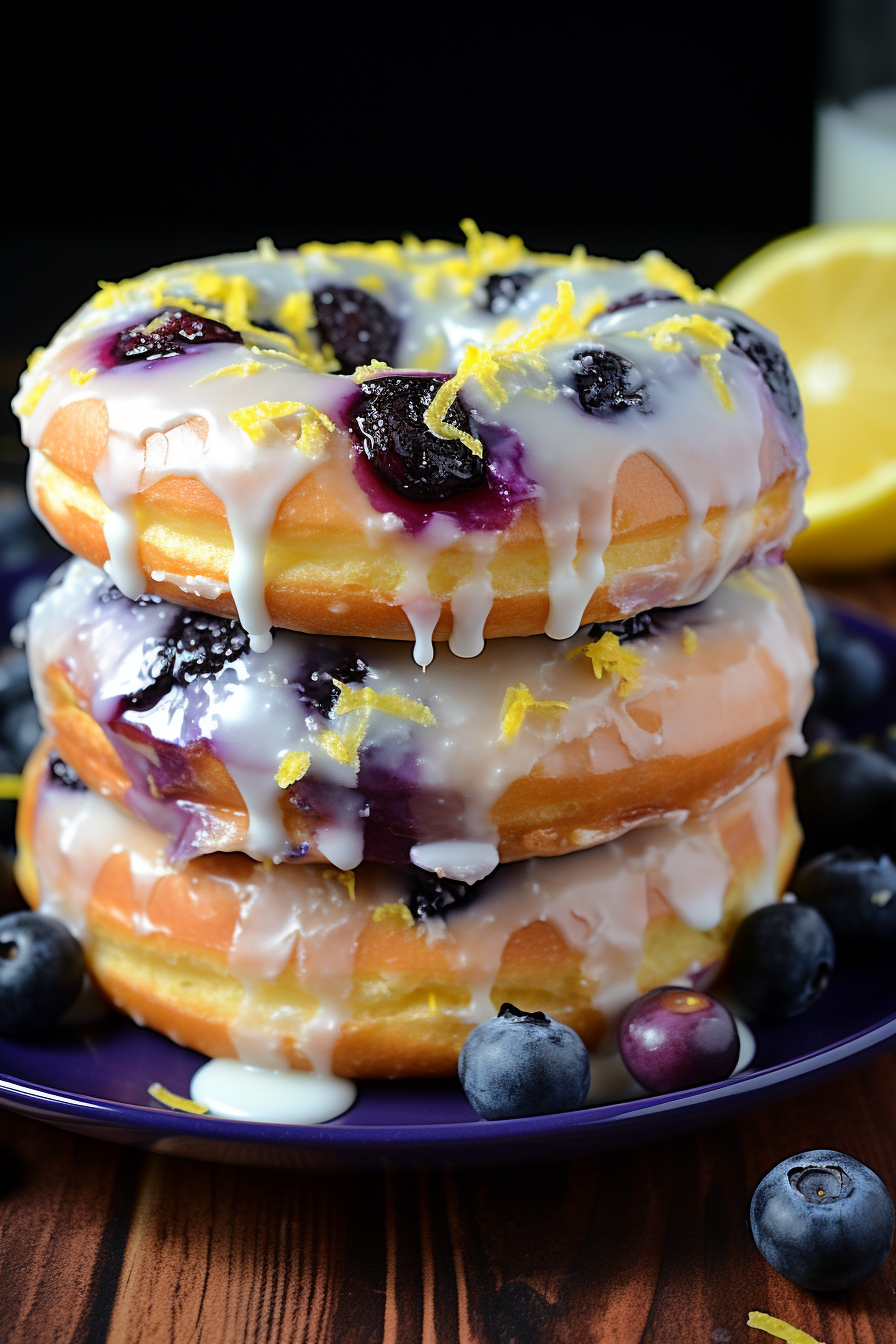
700,352,733,410
69,367,97,385
275,751,311,788
148,1082,209,1115
317,709,372,772
333,682,436,727
276,290,340,373
325,868,356,900
195,360,266,384
19,376,51,416
747,1311,823,1344
681,626,699,654
624,313,732,353
353,359,391,384
371,902,414,929
228,401,335,453
640,251,714,304
567,632,646,698
499,684,568,743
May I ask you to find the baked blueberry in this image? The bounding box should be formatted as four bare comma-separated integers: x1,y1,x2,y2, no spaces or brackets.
122,609,251,713
350,374,486,502
0,912,84,1035
728,902,835,1017
293,649,369,719
617,988,739,1094
458,1003,590,1120
477,272,534,314
588,610,656,643
572,348,646,415
730,322,802,421
48,751,86,791
792,848,896,946
812,635,888,716
404,870,479,921
312,285,400,373
793,743,896,852
751,1149,894,1290
110,310,242,363
601,289,679,315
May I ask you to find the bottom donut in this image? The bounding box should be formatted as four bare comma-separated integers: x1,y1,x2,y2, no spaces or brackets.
16,741,800,1080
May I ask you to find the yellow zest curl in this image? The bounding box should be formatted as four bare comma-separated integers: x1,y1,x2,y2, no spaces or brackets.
371,902,414,929
229,401,334,453
681,626,699,654
499,684,568,743
276,290,339,373
148,1082,209,1115
318,710,372,772
333,682,436,727
747,1312,823,1344
639,251,714,304
195,360,266,384
325,868,356,900
19,376,51,416
624,313,732,353
69,367,97,386
700,352,733,410
567,632,645,697
353,359,391,384
275,751,311,788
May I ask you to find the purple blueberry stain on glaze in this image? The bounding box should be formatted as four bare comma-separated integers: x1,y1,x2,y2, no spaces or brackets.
313,286,400,373
103,310,243,366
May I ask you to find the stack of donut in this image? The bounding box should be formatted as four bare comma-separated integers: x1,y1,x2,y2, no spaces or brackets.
12,225,815,1085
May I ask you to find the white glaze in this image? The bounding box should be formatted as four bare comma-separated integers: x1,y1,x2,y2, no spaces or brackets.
190,1059,357,1123
27,557,815,866
409,841,500,884
14,237,808,664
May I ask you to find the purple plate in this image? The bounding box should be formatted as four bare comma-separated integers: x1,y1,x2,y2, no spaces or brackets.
0,600,894,1171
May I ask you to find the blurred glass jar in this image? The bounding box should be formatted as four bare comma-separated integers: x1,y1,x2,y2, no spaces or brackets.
815,0,896,220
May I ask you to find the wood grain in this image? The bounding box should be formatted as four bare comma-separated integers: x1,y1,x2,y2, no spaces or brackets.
0,1052,893,1343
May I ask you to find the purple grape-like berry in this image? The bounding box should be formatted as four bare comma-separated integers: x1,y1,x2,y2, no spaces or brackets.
573,348,646,415
350,374,486,502
0,912,84,1035
293,648,369,719
477,272,534,314
313,285,400,373
751,1149,894,1290
110,309,242,363
458,1003,590,1120
617,987,739,1093
122,609,251,713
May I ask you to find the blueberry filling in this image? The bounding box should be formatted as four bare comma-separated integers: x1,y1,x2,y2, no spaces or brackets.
477,272,534,314
109,310,242,364
573,348,646,415
313,286,400,373
601,289,679,316
292,650,369,719
729,322,802,420
122,610,251,714
350,374,487,502
48,750,86,791
403,870,482,920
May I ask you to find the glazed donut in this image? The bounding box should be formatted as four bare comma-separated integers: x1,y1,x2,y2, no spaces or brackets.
28,557,815,873
14,229,807,663
16,741,800,1078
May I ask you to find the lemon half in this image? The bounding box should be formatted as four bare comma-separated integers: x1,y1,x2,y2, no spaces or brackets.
720,223,896,572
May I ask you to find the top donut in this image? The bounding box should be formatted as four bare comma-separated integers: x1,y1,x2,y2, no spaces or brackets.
14,223,807,662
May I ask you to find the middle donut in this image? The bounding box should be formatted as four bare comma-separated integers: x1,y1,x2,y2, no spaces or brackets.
28,557,815,876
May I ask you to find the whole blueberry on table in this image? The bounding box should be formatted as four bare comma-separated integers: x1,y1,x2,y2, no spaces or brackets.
812,633,888,716
0,912,84,1035
792,848,896,946
751,1149,894,1290
793,743,896,853
728,901,835,1018
458,1003,590,1120
617,987,739,1094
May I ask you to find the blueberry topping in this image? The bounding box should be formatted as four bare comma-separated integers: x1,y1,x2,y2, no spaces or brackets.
293,649,369,719
404,870,479,920
728,902,835,1018
109,309,242,364
312,286,400,373
48,750,86,791
458,1002,590,1120
730,322,802,420
617,988,739,1094
98,583,162,607
0,912,84,1035
123,609,251,714
793,743,896,854
751,1148,894,1291
477,272,534,314
601,289,680,315
573,348,646,415
792,848,896,946
350,375,486,502
588,610,655,643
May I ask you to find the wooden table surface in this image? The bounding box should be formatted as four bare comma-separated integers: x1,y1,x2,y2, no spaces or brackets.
1,573,895,1344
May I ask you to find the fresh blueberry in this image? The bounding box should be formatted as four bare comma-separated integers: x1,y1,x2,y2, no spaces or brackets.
0,696,41,771
122,609,251,714
0,912,84,1035
805,594,842,656
350,374,486,502
48,750,86,791
477,272,534,314
458,1003,590,1120
792,848,896,946
728,902,835,1017
404,870,480,920
293,649,369,719
751,1149,894,1290
730,322,803,421
601,289,679,315
801,711,846,748
572,348,646,415
793,743,896,852
617,987,738,1094
876,724,896,764
109,309,242,363
812,635,888,716
312,285,400,373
